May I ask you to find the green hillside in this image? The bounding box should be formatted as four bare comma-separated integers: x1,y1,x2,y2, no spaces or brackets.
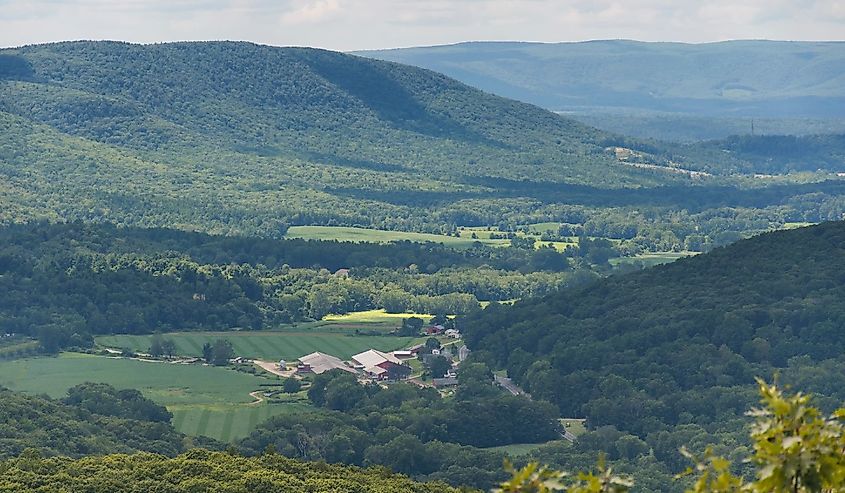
2,41,845,242
0,41,680,237
461,221,845,478
359,40,845,118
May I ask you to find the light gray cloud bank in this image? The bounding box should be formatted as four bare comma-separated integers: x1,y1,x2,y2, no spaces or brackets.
1,0,843,50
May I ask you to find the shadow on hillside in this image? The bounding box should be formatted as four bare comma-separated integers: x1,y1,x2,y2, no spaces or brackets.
0,55,35,81
329,178,845,211
298,51,508,148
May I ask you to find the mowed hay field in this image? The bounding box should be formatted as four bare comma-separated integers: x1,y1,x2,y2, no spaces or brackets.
0,353,308,442
287,225,578,251
96,331,414,361
286,225,507,248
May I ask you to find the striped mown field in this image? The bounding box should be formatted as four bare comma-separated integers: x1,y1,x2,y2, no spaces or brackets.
96,331,414,361
0,353,310,442
170,402,309,442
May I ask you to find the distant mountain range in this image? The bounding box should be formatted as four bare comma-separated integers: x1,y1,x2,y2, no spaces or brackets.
358,40,845,119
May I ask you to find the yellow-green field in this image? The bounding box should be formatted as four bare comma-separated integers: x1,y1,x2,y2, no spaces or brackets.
323,309,435,323
0,353,309,442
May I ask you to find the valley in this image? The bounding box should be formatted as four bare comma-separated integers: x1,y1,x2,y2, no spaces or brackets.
1,36,844,493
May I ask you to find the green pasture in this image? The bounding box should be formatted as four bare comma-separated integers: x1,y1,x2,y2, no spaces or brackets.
0,353,307,442
286,226,503,248
286,225,585,253
96,330,414,361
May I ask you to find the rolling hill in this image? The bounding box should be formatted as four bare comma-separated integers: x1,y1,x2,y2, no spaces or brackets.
2,41,844,244
461,221,845,473
358,40,845,118
0,40,685,237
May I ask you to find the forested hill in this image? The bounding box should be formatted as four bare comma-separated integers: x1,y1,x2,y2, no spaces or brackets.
358,40,845,118
0,41,678,237
461,221,845,464
0,384,217,458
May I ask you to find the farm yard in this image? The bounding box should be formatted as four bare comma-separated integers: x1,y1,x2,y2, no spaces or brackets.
0,353,308,442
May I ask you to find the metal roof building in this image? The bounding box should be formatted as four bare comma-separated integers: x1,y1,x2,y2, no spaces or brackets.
297,351,356,375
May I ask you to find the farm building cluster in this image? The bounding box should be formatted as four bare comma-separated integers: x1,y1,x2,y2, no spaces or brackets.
291,341,469,385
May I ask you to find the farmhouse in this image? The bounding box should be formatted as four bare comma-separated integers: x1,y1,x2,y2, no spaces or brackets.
424,325,445,335
351,349,410,381
296,351,356,375
444,328,461,339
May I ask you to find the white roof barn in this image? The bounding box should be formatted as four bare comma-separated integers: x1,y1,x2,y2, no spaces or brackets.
297,351,356,375
351,349,406,380
351,349,402,368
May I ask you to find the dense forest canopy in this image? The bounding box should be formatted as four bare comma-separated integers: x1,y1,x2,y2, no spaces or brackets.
0,222,588,351
460,221,845,488
0,449,459,493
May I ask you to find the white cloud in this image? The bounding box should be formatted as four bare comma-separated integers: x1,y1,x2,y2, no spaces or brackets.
280,0,342,25
0,0,842,50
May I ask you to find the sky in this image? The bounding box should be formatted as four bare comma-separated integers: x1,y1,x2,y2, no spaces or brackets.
1,0,843,51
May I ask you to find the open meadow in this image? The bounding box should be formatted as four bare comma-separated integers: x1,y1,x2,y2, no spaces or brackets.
97,309,425,360
286,225,509,248
286,225,580,251
0,353,310,442
97,330,414,361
